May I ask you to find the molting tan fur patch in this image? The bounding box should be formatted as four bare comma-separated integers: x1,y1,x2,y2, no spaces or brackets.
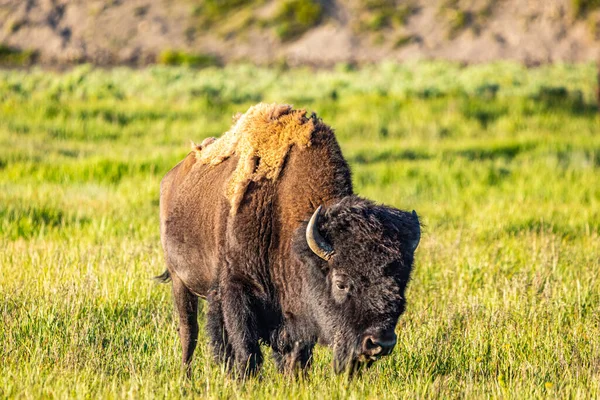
194,103,315,213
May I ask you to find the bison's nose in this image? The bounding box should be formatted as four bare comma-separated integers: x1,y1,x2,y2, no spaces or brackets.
361,331,397,357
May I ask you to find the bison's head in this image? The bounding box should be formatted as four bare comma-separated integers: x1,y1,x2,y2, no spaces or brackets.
293,196,420,374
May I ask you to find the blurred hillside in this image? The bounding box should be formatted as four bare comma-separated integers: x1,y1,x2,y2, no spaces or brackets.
0,0,599,67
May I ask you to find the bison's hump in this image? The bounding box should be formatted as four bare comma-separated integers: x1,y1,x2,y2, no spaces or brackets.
193,103,323,213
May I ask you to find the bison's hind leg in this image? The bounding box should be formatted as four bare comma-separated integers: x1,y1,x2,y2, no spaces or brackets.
171,273,199,377
206,290,233,368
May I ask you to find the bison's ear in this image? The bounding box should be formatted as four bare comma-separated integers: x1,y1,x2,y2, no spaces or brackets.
410,210,421,252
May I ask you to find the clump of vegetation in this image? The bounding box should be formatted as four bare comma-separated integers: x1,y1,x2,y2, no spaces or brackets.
475,83,500,99
0,44,37,66
588,15,600,39
133,5,149,17
213,7,257,40
449,9,470,36
157,49,219,67
393,33,418,48
190,0,322,42
438,0,495,38
354,0,416,32
192,0,251,26
532,86,586,112
0,204,89,240
572,0,600,17
5,17,26,33
270,0,323,41
438,0,470,38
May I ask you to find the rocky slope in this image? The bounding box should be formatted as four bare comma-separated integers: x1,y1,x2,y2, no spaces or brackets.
0,0,599,66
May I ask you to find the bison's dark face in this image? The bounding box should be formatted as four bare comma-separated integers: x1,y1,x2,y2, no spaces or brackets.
293,196,420,374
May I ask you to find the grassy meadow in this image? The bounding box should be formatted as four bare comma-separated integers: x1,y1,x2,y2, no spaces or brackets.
1,62,599,398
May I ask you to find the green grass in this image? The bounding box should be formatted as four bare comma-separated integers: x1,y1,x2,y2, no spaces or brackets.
1,62,599,398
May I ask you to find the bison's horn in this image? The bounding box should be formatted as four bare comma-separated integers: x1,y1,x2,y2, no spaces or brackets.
306,205,335,261
411,210,421,251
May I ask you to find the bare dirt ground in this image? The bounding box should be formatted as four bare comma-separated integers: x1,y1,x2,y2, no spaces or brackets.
0,0,599,66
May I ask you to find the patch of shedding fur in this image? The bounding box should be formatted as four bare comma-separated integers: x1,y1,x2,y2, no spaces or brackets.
191,137,217,152
194,103,315,213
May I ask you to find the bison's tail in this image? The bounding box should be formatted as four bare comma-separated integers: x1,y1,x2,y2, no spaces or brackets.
153,269,171,283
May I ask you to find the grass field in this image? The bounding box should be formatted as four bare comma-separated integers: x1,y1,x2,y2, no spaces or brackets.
1,62,599,398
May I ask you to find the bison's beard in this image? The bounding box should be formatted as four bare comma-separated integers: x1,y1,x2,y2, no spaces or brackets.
332,337,376,376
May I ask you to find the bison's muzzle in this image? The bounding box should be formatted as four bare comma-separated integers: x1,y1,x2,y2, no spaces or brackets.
361,330,397,358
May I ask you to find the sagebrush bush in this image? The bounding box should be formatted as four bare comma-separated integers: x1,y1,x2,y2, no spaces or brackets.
271,0,323,41
157,49,219,68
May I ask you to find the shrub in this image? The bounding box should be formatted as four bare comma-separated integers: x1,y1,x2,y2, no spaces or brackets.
355,0,416,32
271,0,323,41
0,45,37,66
157,50,220,68
572,0,600,17
394,33,416,48
196,0,249,21
449,10,470,35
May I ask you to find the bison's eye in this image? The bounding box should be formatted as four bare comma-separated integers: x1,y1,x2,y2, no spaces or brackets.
331,272,352,303
332,278,351,303
334,278,351,293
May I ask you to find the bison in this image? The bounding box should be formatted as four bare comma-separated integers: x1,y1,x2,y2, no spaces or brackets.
157,103,421,376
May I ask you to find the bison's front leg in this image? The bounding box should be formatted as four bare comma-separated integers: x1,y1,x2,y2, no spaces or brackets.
206,289,233,367
273,340,314,375
221,277,263,377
